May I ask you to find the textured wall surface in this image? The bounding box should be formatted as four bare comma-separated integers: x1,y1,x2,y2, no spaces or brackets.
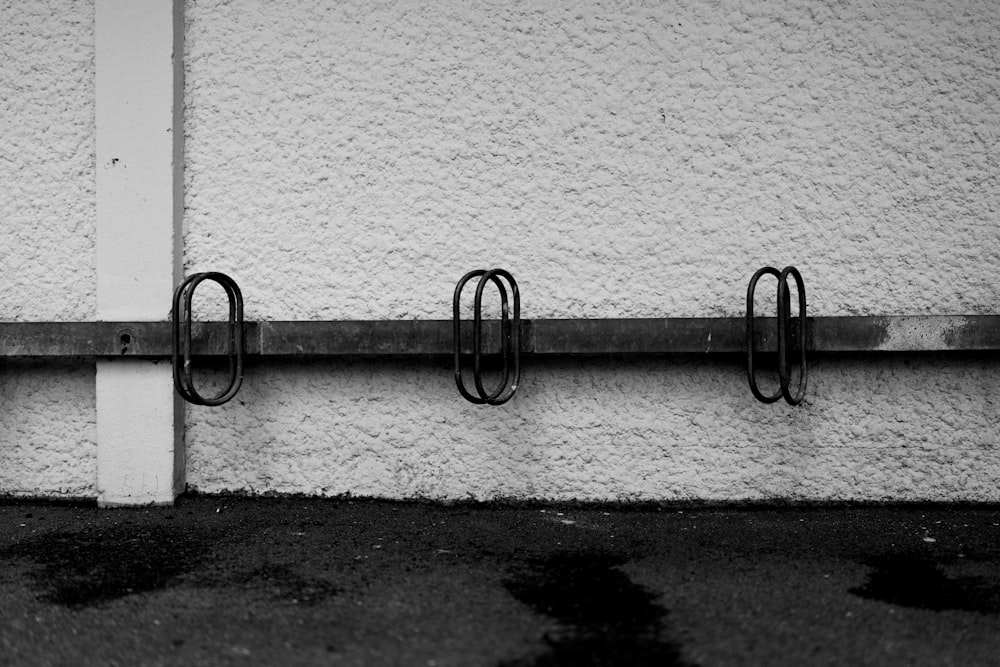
1,0,96,321
187,356,998,501
0,0,97,496
185,0,998,320
0,362,96,497
179,0,994,500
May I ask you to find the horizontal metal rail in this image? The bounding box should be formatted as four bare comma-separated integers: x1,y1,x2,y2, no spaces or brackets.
0,315,998,358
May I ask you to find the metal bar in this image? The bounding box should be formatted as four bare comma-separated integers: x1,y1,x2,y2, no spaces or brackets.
811,315,1000,352
0,322,257,357
259,320,453,356
529,318,746,354
1,316,998,358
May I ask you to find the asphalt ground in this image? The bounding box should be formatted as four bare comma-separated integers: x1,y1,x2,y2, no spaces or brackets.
1,496,998,666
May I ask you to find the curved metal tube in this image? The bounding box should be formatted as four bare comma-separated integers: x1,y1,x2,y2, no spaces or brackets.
746,266,783,404
472,270,512,402
747,265,808,405
453,269,489,404
453,268,520,405
778,266,807,406
172,272,245,406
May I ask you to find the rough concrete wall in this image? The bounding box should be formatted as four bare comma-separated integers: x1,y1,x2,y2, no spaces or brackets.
0,0,97,496
1,0,97,321
186,356,997,502
0,361,96,497
184,0,999,500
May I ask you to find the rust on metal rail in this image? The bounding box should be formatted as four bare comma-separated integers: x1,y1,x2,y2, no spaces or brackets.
0,315,998,358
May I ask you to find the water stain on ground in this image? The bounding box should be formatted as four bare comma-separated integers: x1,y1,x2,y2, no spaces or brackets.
850,554,1000,615
0,522,210,608
500,551,695,667
2,519,342,610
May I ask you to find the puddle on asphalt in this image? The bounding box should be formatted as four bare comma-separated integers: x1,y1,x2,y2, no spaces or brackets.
850,554,1000,614
0,523,210,608
500,552,695,667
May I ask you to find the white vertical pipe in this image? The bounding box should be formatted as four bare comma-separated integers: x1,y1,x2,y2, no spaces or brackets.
95,0,184,506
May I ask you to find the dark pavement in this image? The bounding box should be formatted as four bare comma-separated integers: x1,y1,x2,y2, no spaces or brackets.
1,496,998,666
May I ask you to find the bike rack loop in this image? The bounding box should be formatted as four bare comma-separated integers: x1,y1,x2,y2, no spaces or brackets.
171,271,245,406
746,266,808,406
453,268,520,405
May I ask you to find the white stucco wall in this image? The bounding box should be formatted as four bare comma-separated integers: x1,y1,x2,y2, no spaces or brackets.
4,0,993,502
0,361,96,497
182,0,999,501
185,0,999,320
0,0,97,496
185,356,997,501
1,0,96,322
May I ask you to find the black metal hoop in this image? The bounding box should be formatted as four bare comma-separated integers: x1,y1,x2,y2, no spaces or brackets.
453,268,520,405
746,265,808,405
778,266,807,406
746,266,783,404
172,272,245,406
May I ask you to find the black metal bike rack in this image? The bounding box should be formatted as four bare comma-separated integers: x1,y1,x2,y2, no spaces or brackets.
2,267,998,410
453,269,521,405
171,272,245,406
747,266,808,405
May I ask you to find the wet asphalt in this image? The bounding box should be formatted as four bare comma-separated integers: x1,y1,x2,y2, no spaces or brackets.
1,495,998,666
